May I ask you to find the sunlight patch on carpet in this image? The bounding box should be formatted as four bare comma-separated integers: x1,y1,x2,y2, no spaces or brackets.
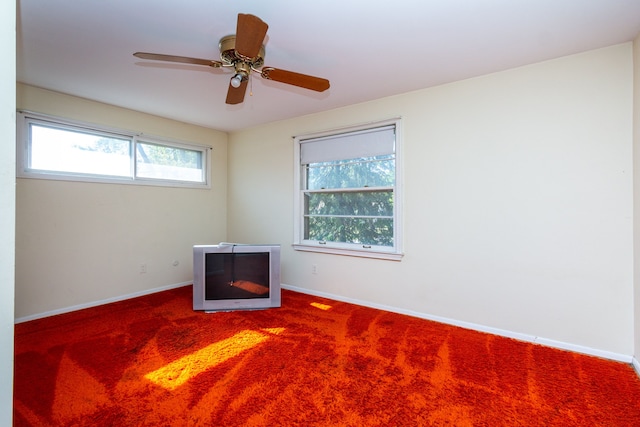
310,302,332,311
145,329,278,390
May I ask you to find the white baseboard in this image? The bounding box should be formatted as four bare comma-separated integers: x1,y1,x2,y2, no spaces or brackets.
14,281,192,324
282,283,633,365
633,357,640,377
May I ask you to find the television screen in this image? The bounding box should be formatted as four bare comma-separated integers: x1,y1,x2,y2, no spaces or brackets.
204,252,270,300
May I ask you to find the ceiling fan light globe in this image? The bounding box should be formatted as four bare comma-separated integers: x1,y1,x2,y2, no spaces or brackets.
230,75,243,88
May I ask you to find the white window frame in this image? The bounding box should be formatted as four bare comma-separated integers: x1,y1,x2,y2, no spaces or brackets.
293,118,403,261
16,111,212,189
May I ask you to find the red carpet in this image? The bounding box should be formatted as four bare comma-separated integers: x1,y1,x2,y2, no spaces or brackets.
13,286,640,426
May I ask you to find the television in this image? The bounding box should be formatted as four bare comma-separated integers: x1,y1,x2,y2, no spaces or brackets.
193,243,281,311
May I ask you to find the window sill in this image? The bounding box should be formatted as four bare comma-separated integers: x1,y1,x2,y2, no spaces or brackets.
16,172,211,190
292,244,403,261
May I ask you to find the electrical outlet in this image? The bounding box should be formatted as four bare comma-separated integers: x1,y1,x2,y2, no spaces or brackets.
140,263,147,274
311,264,318,275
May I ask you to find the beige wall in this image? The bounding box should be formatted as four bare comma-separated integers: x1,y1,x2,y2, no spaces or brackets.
1,0,15,421
229,44,635,357
15,84,228,319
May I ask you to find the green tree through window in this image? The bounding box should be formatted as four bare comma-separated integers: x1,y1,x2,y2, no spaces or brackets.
137,142,201,169
305,155,395,246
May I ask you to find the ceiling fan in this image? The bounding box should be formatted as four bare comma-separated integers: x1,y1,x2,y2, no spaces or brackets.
133,13,330,105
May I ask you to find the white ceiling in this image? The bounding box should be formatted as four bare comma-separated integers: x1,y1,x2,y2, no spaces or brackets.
17,0,640,132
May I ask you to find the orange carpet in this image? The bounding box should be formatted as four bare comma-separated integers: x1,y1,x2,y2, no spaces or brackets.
13,286,640,426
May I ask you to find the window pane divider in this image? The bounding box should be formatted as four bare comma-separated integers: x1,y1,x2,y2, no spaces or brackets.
303,186,393,194
304,214,394,219
305,156,395,169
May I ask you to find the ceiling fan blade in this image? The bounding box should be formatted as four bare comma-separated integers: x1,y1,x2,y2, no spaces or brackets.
225,79,248,104
235,14,268,59
133,52,222,68
261,67,330,92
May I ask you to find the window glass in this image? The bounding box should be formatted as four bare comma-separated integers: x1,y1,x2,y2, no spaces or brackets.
29,123,130,177
305,190,394,246
136,141,204,182
305,216,394,246
305,190,394,216
306,155,395,190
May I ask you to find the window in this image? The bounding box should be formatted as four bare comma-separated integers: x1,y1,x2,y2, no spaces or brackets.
17,111,210,188
293,119,403,260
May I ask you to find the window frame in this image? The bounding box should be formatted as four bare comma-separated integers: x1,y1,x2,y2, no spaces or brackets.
293,118,403,261
17,111,212,189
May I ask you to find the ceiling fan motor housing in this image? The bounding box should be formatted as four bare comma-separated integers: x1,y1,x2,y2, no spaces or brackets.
219,35,265,73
